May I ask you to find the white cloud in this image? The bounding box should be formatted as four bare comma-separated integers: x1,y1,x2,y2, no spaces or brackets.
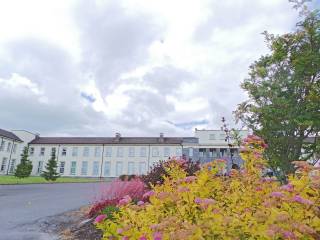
0,0,308,136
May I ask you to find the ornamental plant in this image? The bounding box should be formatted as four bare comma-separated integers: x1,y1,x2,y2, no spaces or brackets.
96,135,320,239
141,157,200,188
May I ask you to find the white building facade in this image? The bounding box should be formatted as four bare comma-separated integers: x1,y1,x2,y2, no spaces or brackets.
0,128,249,177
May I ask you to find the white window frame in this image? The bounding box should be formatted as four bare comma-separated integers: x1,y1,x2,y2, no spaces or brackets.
9,159,16,173
209,134,216,140
164,147,170,157
128,147,135,157
1,158,7,172
128,162,135,175
139,162,146,175
176,147,182,157
83,147,89,157
104,161,111,176
117,147,124,157
116,161,123,176
70,161,77,175
188,147,193,157
59,161,65,174
105,147,112,157
61,147,67,156
29,147,35,156
0,141,5,151
152,147,159,157
37,161,43,174
81,161,88,175
40,147,45,156
140,147,147,157
72,147,78,157
92,161,100,176
12,144,17,153
94,147,101,157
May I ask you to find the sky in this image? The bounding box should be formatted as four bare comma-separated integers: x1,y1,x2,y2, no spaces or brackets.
0,0,317,137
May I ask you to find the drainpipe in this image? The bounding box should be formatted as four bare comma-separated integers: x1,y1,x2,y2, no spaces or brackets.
6,140,15,175
100,144,105,178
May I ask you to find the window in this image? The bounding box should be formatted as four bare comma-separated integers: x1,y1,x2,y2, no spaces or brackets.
40,147,45,156
9,159,16,173
176,148,182,157
12,144,17,153
199,148,205,157
164,147,170,157
51,147,56,155
117,147,124,157
116,161,123,176
61,148,67,156
140,147,147,157
188,147,193,157
209,149,217,157
59,161,65,174
29,147,35,156
152,147,159,157
104,161,111,176
83,147,89,157
139,162,146,175
220,148,226,157
72,147,78,157
70,161,77,175
128,147,135,157
105,147,112,157
128,162,135,174
92,161,100,176
1,158,7,172
37,161,43,174
81,161,88,175
94,147,101,157
209,134,216,140
0,141,5,151
7,142,12,152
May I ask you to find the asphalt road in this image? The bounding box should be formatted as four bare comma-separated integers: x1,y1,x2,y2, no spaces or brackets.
0,182,105,240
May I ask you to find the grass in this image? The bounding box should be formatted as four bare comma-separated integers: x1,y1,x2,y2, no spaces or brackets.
0,175,106,185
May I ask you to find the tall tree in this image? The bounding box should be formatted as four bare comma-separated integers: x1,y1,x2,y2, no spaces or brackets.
41,150,60,181
235,3,320,178
14,146,33,178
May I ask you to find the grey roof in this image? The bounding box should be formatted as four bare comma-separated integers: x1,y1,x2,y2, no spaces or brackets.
0,129,23,142
30,137,186,145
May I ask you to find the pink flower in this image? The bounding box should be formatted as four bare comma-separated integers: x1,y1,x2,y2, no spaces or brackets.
117,228,124,234
153,232,162,240
94,214,106,224
280,184,294,192
292,195,314,205
177,186,190,193
270,192,285,198
203,198,215,205
118,195,132,206
184,176,197,183
256,186,263,191
139,236,147,240
143,190,155,199
282,230,296,239
194,197,202,204
150,224,158,230
122,237,129,240
137,200,144,206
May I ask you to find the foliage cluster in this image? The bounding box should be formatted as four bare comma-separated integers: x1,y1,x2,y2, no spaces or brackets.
41,151,60,181
95,135,320,239
14,147,33,178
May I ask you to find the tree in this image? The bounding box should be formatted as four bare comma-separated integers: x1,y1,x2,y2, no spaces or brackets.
41,150,60,181
235,2,320,178
14,146,33,178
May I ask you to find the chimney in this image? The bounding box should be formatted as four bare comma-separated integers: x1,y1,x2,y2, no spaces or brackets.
159,133,164,143
115,132,121,142
35,133,40,139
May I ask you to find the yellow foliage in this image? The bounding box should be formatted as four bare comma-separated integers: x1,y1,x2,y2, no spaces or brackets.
96,135,320,239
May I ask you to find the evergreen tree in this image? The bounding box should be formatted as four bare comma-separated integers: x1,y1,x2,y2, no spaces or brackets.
41,150,60,181
14,146,33,178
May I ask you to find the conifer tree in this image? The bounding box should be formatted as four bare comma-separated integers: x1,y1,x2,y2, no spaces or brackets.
41,150,60,181
14,146,33,178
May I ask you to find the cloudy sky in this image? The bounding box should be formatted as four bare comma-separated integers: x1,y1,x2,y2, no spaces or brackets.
0,0,317,137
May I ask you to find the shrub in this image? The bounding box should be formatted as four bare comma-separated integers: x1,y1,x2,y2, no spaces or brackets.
88,178,146,217
96,135,320,239
141,157,200,188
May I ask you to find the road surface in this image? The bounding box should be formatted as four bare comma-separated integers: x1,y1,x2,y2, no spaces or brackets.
0,182,105,240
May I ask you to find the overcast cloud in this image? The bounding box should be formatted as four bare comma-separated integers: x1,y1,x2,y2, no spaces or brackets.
0,0,316,137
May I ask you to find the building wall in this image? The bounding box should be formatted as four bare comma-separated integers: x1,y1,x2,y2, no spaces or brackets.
28,144,183,177
0,137,22,175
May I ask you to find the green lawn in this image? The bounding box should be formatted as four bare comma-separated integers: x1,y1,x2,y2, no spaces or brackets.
0,175,105,185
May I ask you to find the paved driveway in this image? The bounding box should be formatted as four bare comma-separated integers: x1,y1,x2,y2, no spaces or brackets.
0,182,105,240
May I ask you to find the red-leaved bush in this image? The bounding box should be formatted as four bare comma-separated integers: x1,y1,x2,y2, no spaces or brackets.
89,178,146,217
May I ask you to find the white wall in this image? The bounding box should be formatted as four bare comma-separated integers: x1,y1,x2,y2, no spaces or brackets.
28,144,183,177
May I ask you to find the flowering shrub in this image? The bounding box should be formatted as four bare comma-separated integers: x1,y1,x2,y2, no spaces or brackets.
88,178,146,217
141,157,200,188
96,135,320,239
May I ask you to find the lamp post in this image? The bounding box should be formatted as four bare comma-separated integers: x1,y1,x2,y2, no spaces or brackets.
221,117,234,167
